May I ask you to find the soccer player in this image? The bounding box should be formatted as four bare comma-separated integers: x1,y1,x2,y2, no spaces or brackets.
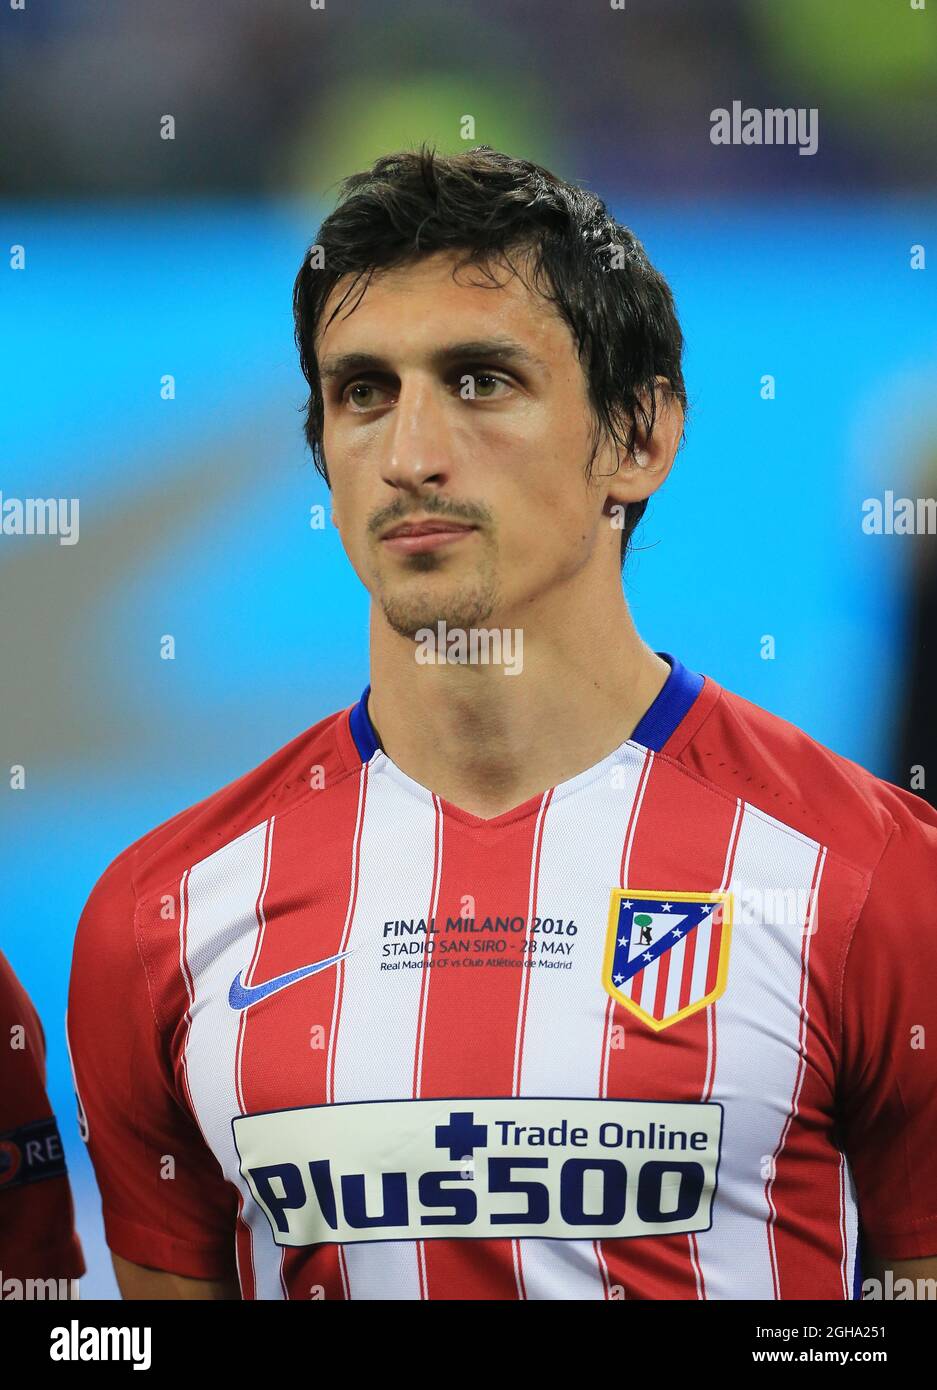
67,146,937,1300
1,949,85,1293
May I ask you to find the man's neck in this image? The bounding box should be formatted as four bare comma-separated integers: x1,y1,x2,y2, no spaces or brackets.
365,587,671,820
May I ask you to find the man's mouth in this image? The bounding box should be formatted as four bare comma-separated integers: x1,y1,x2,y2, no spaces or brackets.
380,518,479,554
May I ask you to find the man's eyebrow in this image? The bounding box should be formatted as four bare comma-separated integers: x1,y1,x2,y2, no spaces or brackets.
318,340,549,382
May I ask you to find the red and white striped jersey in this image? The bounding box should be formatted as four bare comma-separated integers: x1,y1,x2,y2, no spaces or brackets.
66,654,937,1299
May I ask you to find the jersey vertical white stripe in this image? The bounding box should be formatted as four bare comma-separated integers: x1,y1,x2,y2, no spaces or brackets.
693,806,849,1298
689,797,742,1297
178,820,284,1298
764,844,826,1297
514,744,648,1299
329,756,440,1300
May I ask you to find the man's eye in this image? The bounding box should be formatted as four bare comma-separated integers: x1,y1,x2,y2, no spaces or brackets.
463,373,507,398
344,381,385,409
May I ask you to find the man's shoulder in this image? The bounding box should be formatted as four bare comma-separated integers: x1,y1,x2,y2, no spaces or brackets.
83,701,362,920
674,676,937,878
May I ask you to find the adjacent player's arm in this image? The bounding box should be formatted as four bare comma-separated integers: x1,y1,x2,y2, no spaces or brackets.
112,1252,241,1300
0,950,86,1287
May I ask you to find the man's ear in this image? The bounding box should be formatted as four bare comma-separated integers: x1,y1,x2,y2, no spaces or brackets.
599,377,685,511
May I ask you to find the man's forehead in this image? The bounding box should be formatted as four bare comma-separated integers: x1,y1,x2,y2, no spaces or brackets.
316,248,563,357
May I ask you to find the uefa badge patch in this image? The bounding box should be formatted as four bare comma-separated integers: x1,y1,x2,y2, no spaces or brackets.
603,890,733,1031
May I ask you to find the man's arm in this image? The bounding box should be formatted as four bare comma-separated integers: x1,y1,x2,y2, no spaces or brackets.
68,855,240,1295
112,1253,241,1300
838,804,937,1273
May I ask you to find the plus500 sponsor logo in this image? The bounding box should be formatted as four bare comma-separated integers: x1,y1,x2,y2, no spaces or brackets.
232,1098,722,1245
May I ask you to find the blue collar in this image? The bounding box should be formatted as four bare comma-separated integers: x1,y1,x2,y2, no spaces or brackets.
348,682,383,761
630,653,704,751
349,653,703,762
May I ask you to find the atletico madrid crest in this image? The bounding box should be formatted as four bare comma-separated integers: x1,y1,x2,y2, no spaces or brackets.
603,889,733,1032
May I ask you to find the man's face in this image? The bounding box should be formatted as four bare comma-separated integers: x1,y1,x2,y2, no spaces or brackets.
317,248,624,638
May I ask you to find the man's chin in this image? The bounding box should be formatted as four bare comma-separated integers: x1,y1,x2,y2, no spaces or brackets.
376,579,500,641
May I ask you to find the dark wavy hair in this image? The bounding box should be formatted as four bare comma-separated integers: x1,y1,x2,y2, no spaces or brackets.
293,144,686,565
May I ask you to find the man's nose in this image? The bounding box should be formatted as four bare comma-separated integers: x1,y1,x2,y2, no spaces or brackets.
380,376,454,491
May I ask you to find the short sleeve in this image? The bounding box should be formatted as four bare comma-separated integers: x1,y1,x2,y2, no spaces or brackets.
0,950,85,1280
66,853,238,1279
838,802,937,1259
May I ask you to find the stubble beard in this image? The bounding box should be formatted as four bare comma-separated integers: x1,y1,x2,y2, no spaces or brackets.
375,550,501,640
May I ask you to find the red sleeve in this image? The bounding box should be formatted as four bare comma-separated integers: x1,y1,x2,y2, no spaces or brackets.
0,950,85,1281
66,852,238,1279
838,800,937,1259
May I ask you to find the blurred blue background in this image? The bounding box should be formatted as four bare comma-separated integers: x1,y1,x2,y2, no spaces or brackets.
1,0,936,1298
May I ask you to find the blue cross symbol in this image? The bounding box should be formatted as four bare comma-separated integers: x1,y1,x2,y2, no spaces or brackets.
435,1110,488,1161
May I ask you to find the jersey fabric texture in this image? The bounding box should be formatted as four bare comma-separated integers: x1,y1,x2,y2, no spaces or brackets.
0,950,85,1282
66,655,937,1300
